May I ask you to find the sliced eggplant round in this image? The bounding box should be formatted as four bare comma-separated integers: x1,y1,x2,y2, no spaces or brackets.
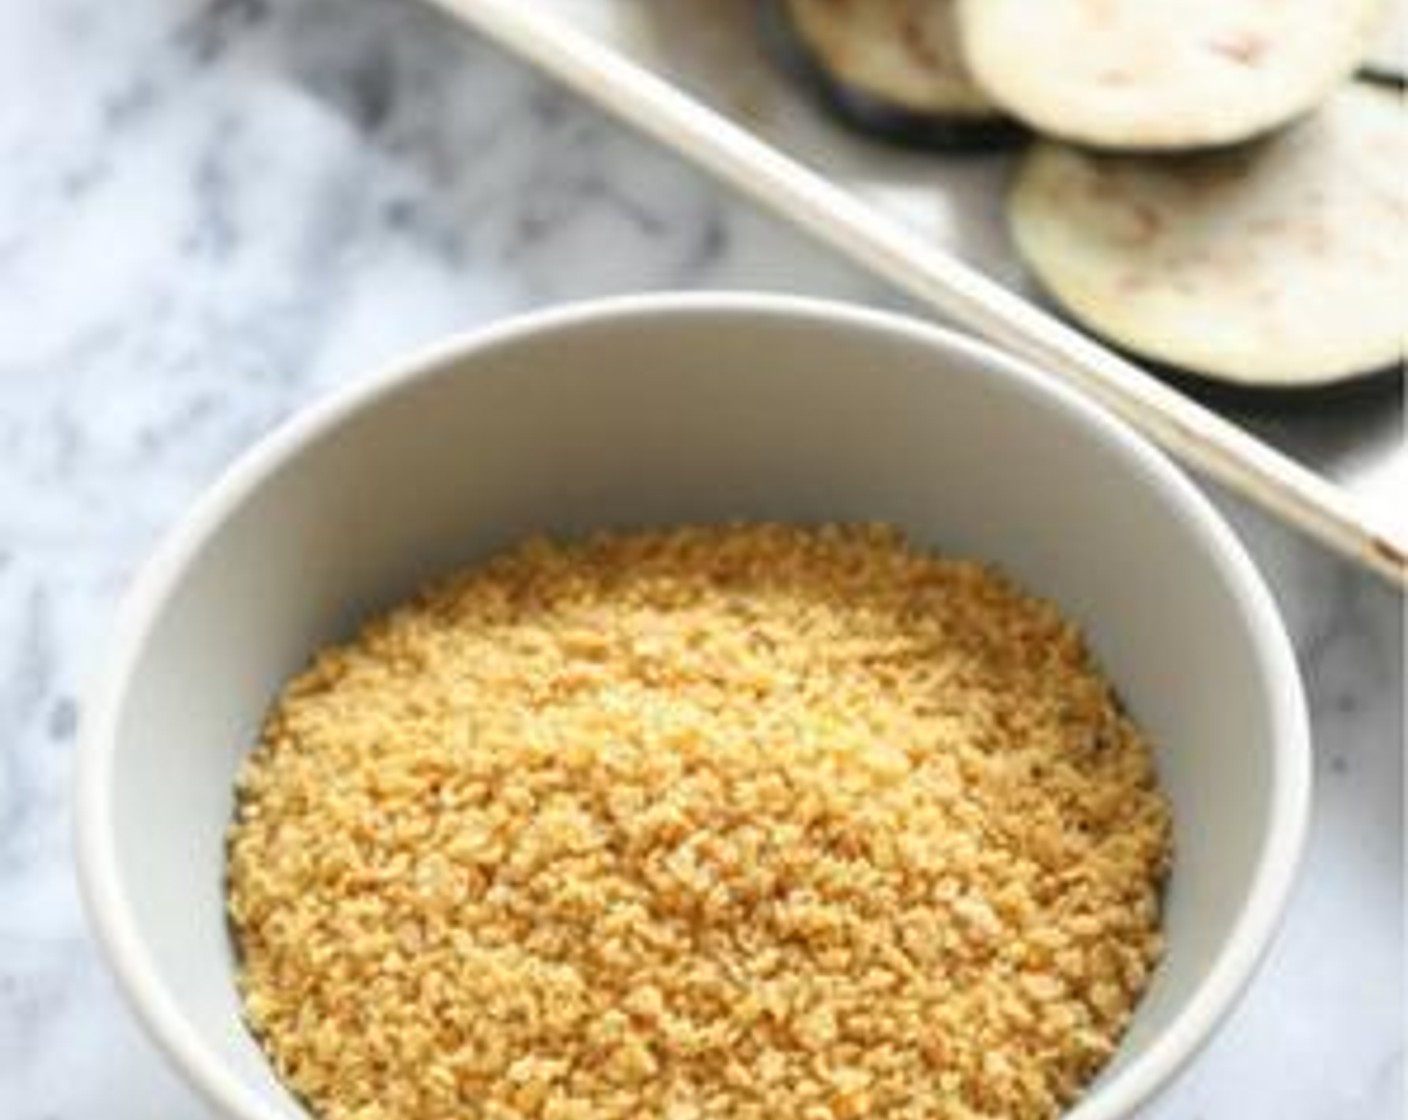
772,0,1019,149
1009,83,1408,389
958,0,1388,150
1363,0,1408,83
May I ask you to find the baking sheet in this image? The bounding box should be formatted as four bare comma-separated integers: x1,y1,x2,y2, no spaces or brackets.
426,0,1406,582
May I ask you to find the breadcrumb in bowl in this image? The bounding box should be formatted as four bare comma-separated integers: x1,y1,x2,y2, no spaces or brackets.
227,523,1172,1120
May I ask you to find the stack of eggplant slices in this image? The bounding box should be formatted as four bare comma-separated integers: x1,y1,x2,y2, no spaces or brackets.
772,0,1407,393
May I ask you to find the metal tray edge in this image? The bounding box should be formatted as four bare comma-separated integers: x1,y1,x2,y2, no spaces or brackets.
424,0,1407,587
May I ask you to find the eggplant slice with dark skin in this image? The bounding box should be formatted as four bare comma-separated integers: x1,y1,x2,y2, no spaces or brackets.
1362,0,1408,84
1358,66,1407,90
762,0,1022,150
959,0,1388,151
1009,83,1407,392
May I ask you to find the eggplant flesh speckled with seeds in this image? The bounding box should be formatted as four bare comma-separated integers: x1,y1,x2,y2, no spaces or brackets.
959,0,1388,150
765,0,1021,150
1008,83,1408,390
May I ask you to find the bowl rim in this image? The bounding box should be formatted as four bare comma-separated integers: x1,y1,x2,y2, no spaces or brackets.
75,291,1311,1120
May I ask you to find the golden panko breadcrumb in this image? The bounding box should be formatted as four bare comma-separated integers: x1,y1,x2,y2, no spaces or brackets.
227,524,1171,1120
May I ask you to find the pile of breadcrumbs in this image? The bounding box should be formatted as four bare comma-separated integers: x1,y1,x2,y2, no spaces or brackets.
227,524,1171,1120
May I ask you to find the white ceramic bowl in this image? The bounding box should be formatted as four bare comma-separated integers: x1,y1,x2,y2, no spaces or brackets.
77,294,1309,1120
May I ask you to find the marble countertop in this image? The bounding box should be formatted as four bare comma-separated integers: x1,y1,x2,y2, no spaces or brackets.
0,1,1401,1116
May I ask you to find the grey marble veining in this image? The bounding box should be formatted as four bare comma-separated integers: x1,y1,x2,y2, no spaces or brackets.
0,1,1400,1116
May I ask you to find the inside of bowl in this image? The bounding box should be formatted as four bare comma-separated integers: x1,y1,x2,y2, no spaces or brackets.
106,304,1293,1117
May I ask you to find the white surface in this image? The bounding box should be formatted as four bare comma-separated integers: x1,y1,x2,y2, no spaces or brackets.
0,2,1401,1118
79,297,1309,1120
